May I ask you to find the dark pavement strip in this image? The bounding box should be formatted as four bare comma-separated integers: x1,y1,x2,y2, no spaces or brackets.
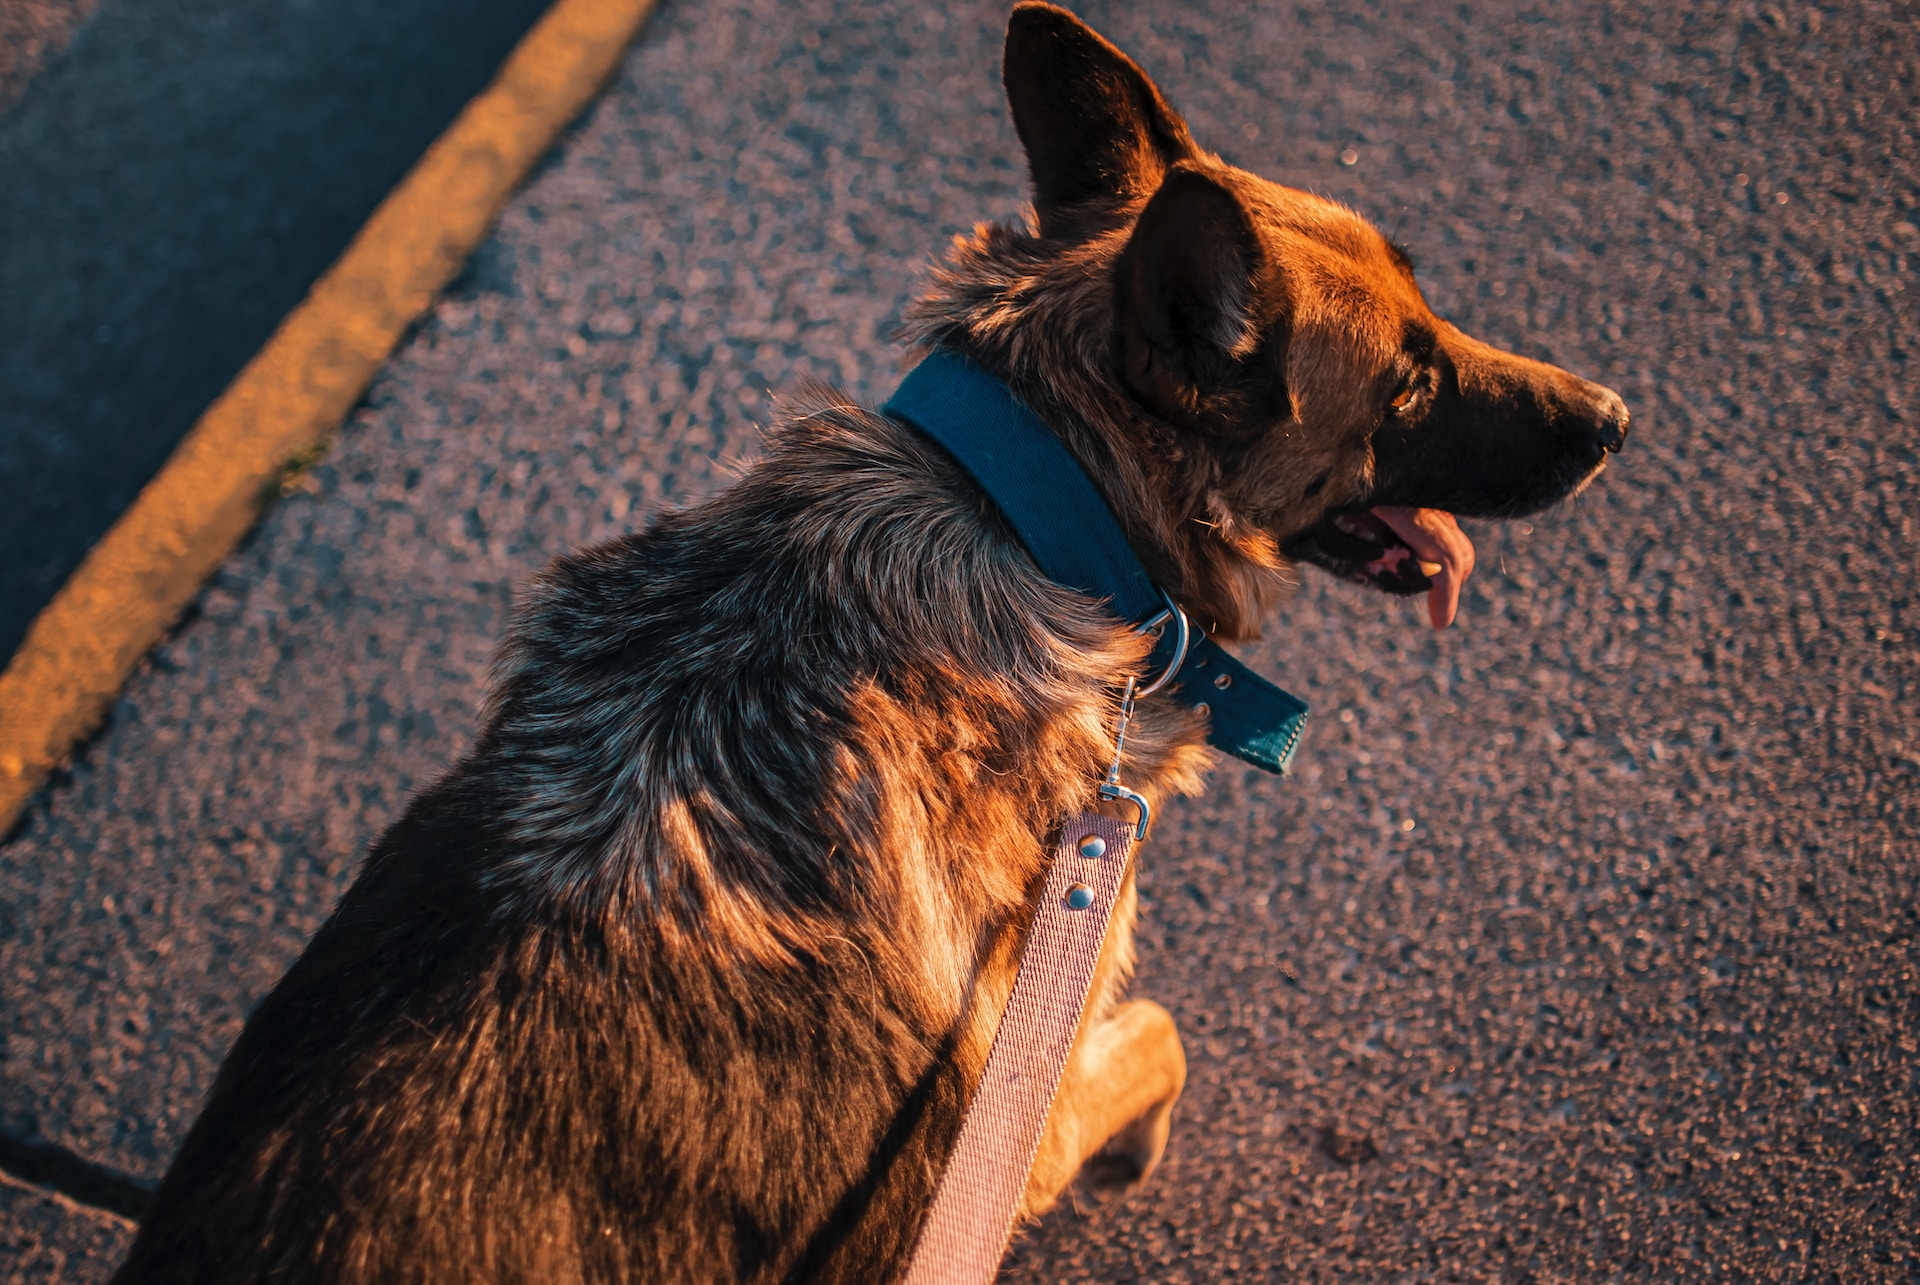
2,0,1916,1280
0,0,554,663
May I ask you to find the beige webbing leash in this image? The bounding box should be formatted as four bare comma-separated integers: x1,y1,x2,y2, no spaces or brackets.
901,810,1136,1285
904,641,1175,1285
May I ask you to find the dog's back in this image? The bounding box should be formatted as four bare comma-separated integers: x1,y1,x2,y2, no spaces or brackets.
110,396,1132,1283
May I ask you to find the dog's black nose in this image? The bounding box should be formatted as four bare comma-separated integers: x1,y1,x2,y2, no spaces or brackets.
1590,386,1631,454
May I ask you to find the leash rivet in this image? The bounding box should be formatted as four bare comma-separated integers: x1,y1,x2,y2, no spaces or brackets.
1214,672,1232,689
1077,835,1106,860
1064,884,1094,910
1194,702,1209,717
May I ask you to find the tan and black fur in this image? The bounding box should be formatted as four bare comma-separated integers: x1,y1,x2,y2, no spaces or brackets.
112,7,1628,1282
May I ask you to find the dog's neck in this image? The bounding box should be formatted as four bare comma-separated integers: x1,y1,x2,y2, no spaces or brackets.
900,212,1292,642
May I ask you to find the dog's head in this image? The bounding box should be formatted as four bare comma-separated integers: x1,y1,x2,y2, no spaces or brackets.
912,4,1629,639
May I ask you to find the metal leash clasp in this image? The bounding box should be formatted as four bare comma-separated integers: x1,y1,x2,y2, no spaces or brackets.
1097,596,1189,839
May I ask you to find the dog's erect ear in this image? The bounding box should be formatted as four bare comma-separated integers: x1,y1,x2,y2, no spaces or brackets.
1117,166,1285,433
1003,3,1196,237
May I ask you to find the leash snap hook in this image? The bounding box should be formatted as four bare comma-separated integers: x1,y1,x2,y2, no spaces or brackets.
1098,675,1150,840
1096,596,1188,840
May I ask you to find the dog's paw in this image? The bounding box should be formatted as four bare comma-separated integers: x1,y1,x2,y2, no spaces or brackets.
1078,1100,1174,1195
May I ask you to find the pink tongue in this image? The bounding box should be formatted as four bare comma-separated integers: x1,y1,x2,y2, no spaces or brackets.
1370,506,1477,629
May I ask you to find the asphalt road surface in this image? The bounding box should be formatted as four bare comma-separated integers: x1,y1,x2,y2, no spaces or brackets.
4,0,1917,1280
0,0,552,661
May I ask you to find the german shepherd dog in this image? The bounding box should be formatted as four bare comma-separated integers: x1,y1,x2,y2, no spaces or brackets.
113,6,1627,1281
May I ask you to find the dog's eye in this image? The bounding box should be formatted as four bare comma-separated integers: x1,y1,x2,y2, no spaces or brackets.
1389,368,1432,415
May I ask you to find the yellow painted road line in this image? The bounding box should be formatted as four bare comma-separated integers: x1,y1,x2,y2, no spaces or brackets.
0,0,660,834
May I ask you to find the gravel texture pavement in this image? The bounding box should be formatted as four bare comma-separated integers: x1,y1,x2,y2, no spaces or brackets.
0,1177,128,1285
2,0,1916,1280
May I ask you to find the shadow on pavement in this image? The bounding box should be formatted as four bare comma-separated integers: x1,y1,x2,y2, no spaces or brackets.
0,0,557,661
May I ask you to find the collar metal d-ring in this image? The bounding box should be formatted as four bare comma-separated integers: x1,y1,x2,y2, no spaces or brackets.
1132,593,1190,698
1096,593,1190,838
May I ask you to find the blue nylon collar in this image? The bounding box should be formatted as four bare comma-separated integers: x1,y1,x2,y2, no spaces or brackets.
883,349,1309,775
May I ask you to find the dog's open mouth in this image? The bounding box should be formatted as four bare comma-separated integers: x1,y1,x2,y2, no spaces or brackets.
1285,506,1477,629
